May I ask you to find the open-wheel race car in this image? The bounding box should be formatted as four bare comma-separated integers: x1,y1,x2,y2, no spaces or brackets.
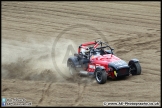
67,40,141,84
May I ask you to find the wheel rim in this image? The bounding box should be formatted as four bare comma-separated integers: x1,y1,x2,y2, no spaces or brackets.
96,71,102,82
130,63,137,74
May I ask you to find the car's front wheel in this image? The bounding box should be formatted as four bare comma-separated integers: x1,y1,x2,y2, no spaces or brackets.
95,68,107,84
129,62,141,75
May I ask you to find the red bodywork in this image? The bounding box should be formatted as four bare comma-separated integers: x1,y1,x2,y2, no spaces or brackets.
78,41,121,79
87,54,121,79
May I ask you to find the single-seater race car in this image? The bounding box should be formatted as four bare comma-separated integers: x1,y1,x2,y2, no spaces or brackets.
67,40,141,84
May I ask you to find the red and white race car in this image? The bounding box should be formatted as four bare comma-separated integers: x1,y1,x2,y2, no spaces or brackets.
67,40,141,84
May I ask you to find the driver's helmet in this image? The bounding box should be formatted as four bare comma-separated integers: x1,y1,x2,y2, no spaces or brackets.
81,47,89,55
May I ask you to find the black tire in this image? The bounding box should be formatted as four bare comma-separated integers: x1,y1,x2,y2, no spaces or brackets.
67,59,77,76
129,62,141,75
95,69,107,84
67,59,81,82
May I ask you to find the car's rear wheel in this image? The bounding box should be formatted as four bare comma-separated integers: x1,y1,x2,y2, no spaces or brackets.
129,62,141,75
95,69,107,84
67,60,77,76
67,59,81,83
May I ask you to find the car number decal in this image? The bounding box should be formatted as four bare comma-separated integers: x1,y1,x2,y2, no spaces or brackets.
89,65,95,69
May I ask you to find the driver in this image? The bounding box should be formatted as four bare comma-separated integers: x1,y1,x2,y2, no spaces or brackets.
81,47,90,57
